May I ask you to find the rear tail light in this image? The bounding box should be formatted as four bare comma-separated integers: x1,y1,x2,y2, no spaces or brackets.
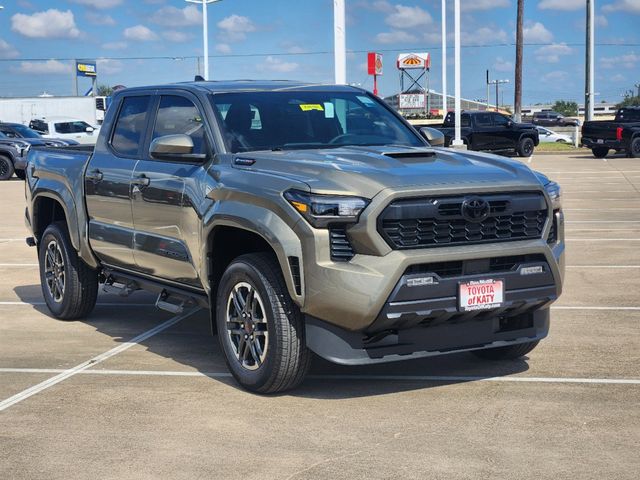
616,127,623,141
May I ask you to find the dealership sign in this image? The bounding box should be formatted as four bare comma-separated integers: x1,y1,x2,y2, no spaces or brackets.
367,52,383,76
399,93,426,109
76,61,97,78
397,53,431,70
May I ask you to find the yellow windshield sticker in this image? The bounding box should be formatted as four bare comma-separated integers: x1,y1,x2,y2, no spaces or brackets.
299,104,324,112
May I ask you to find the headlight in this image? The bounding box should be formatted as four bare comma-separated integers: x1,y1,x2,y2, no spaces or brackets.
545,180,562,210
284,189,369,228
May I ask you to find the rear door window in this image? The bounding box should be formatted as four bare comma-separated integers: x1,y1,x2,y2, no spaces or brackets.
55,121,93,134
111,96,152,157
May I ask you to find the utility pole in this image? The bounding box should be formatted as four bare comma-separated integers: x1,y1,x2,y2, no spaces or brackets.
514,0,524,122
585,0,595,121
635,83,640,97
334,0,346,84
488,78,509,111
486,70,490,110
186,0,222,81
441,0,447,113
452,0,463,147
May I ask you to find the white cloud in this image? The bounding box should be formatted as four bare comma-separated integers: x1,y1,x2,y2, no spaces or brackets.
603,1,640,13
11,9,80,39
259,56,299,73
596,15,609,27
162,30,191,43
610,73,626,82
535,43,573,63
102,41,128,50
0,39,19,59
97,58,124,75
464,0,510,11
543,70,569,83
386,5,432,29
69,0,123,9
538,0,584,10
462,27,507,46
151,5,201,27
523,22,553,43
601,52,639,69
215,43,232,54
368,0,394,13
217,15,256,42
86,12,115,26
494,56,513,72
375,30,418,44
12,60,70,75
123,25,158,41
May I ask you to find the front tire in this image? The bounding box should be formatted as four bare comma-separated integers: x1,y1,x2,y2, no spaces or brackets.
15,169,26,180
592,147,609,158
517,137,535,157
0,155,14,181
39,222,98,320
216,253,311,394
472,340,539,360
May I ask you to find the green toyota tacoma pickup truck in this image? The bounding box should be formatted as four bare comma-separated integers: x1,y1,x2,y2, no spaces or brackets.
24,81,565,393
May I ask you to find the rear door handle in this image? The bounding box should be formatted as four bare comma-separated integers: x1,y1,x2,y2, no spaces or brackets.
86,169,103,183
131,174,150,187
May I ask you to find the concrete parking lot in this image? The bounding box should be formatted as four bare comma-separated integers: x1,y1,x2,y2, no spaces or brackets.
1,151,639,479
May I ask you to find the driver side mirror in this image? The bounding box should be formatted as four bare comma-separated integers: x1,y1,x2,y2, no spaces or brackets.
419,127,445,147
507,120,513,128
85,126,95,133
149,134,207,162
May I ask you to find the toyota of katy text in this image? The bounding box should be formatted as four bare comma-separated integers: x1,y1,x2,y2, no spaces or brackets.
24,81,565,393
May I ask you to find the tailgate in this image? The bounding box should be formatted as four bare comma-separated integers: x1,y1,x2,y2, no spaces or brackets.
582,121,618,140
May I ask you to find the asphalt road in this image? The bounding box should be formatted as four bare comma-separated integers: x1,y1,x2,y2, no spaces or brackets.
1,151,639,480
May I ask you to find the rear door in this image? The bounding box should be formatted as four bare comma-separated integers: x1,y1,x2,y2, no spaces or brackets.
130,92,212,287
85,94,152,269
470,112,494,150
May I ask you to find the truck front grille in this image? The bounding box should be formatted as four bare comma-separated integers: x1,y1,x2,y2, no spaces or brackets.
379,192,547,250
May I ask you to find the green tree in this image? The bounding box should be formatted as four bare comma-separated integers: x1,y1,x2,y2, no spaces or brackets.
617,96,640,108
551,100,578,116
96,84,114,96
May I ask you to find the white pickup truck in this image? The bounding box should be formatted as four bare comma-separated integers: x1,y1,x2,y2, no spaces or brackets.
29,117,100,145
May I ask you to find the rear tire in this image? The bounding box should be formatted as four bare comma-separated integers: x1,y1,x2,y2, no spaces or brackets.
0,155,14,181
472,340,539,360
216,253,311,394
38,222,98,320
592,147,609,158
517,137,535,157
630,137,640,159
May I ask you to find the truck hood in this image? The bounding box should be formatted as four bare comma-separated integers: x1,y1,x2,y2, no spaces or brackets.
238,145,543,198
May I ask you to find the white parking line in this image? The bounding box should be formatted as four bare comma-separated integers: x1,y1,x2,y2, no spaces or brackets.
552,306,640,311
0,301,155,307
0,368,637,385
0,264,37,267
0,308,199,412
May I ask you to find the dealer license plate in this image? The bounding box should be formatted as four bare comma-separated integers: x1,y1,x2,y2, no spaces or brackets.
459,279,504,312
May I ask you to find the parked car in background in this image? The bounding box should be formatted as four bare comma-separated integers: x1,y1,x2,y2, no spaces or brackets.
0,122,79,146
29,117,100,145
536,126,572,143
533,111,580,127
435,111,539,157
581,107,640,158
0,136,29,180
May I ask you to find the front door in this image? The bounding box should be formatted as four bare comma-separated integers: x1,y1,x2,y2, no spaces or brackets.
85,95,152,269
131,93,211,287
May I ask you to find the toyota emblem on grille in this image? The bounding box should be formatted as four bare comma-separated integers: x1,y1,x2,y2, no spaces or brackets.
461,197,490,222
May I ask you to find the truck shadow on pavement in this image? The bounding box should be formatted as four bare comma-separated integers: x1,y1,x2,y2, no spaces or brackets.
14,286,531,399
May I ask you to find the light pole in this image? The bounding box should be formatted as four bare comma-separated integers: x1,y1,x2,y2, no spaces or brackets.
585,0,595,121
186,0,221,81
441,0,447,113
452,0,463,147
334,0,346,84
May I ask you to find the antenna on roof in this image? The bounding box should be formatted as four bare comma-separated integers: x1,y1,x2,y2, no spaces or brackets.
194,75,205,82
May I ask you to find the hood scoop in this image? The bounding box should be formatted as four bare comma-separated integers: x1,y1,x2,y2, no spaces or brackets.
382,149,436,162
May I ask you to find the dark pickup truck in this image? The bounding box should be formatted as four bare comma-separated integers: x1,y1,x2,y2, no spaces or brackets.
24,81,564,393
582,107,640,158
435,111,539,157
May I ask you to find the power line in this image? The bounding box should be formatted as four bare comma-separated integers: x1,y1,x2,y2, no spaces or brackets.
0,42,639,63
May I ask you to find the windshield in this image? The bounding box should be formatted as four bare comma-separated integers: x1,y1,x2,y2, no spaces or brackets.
210,91,424,153
9,124,42,139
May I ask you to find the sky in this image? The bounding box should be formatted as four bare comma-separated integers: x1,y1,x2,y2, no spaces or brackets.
0,0,639,105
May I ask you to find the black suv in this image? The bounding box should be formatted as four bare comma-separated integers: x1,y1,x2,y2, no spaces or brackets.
533,111,580,127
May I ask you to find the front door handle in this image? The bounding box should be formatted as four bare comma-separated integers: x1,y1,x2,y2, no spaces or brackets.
131,174,150,187
86,169,103,183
